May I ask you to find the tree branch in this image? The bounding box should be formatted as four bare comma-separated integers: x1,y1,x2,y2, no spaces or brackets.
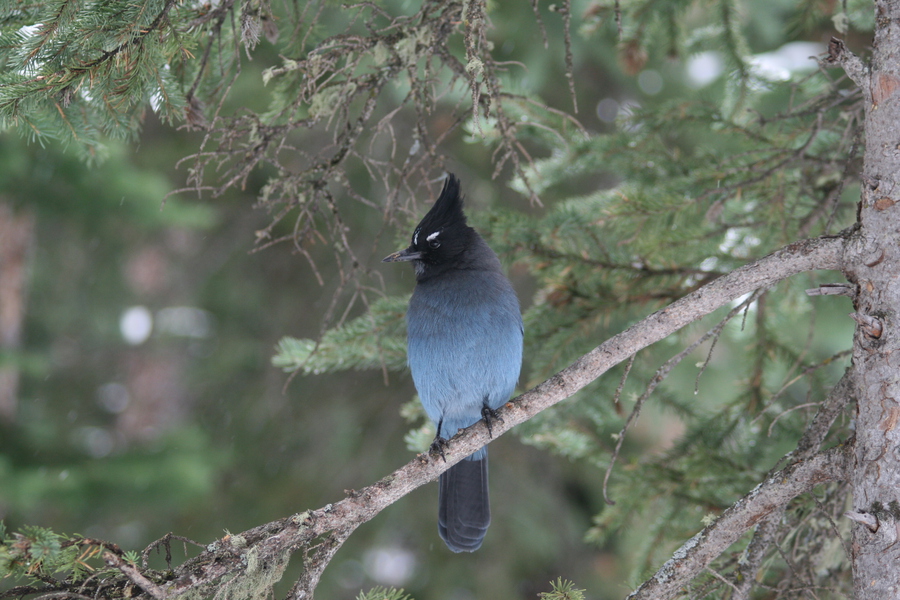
0,237,846,600
0,236,846,600
103,552,167,600
825,37,870,91
625,442,853,600
730,368,855,599
149,233,846,599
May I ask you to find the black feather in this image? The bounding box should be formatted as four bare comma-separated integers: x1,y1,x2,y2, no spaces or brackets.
416,174,467,235
407,174,478,280
438,457,490,552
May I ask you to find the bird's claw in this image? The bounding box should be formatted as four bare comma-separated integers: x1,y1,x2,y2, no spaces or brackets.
430,435,451,462
481,405,503,438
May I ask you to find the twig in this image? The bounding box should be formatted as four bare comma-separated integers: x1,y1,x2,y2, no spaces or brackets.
750,349,853,429
602,290,761,505
767,402,822,437
141,533,205,569
530,0,549,49
556,0,578,113
806,283,854,296
610,353,635,414
625,442,852,600
703,566,741,594
103,552,167,600
30,593,96,600
811,489,854,561
845,510,878,531
728,368,854,597
824,38,869,90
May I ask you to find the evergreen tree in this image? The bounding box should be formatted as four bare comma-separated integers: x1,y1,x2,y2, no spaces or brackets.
2,1,897,599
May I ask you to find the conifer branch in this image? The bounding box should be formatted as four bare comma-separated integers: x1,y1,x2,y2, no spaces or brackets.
729,369,854,598
123,233,844,600
625,442,852,600
83,0,180,70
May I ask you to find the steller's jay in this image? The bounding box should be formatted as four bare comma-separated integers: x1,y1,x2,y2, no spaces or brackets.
383,174,523,552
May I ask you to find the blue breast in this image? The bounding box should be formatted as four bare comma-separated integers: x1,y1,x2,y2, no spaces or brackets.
407,268,523,459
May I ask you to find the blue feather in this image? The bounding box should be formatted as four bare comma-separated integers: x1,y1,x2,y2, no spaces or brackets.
408,267,523,459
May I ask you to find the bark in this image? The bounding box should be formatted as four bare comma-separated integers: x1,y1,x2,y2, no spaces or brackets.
841,1,900,596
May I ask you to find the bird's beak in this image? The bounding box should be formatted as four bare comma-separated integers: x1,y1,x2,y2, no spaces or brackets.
382,247,423,263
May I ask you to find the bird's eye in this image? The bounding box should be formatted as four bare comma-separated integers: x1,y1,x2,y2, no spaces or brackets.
428,239,441,249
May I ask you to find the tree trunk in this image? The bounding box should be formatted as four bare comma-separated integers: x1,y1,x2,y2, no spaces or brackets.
0,201,35,423
846,1,900,596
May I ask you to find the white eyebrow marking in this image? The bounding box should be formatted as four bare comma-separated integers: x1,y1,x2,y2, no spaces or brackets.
426,231,440,242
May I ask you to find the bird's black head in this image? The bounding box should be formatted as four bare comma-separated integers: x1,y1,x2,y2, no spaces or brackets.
383,174,475,279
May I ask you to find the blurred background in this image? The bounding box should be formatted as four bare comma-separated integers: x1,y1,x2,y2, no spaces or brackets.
0,1,862,598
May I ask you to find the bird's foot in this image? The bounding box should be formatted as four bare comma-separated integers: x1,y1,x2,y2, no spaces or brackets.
481,405,504,438
430,435,451,462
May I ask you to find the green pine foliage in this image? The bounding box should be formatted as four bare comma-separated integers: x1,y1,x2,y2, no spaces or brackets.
356,587,414,600
271,1,861,595
1,524,98,582
273,296,408,376
0,524,180,598
1,0,871,597
539,578,586,600
0,0,235,158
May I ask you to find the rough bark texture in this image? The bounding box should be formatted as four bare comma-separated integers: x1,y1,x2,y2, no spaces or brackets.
844,1,900,596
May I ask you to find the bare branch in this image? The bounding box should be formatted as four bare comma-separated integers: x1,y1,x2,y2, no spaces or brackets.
625,442,852,600
824,37,870,90
103,552,167,600
806,283,854,296
845,510,878,531
731,368,855,598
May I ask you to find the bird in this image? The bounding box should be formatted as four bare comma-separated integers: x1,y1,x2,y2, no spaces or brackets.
383,173,523,552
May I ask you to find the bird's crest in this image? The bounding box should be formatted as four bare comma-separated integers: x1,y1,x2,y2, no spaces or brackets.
414,174,467,241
